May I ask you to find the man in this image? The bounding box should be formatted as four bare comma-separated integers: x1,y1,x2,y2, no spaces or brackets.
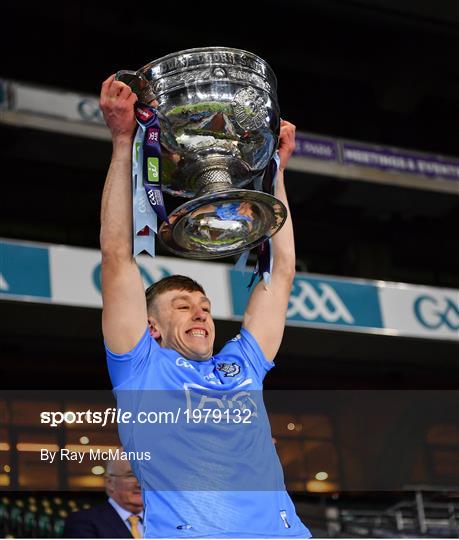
63,451,144,538
99,74,311,538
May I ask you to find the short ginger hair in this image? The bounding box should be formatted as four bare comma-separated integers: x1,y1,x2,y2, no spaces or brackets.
145,275,205,313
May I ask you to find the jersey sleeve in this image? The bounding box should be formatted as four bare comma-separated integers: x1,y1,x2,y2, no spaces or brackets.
105,326,159,388
219,327,274,383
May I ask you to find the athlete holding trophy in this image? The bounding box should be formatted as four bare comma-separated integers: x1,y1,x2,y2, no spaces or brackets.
99,47,310,538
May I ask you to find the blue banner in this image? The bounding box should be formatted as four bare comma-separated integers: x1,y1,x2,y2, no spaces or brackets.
0,241,51,299
1,239,455,340
230,271,383,330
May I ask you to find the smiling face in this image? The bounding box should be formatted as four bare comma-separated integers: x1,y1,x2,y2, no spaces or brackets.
148,289,215,360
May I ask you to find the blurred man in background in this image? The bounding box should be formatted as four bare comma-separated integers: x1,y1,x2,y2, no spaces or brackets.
63,450,143,538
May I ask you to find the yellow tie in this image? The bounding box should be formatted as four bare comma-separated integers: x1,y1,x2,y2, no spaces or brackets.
128,515,141,539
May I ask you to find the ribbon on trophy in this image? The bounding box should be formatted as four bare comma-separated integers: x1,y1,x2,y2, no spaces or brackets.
235,151,280,288
132,102,169,257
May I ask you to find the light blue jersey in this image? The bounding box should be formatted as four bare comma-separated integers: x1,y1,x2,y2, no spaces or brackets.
106,327,311,538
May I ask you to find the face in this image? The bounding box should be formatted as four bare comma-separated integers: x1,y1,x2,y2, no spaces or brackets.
105,459,143,514
148,289,215,360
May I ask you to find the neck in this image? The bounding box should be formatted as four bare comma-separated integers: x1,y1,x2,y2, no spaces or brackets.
112,498,142,515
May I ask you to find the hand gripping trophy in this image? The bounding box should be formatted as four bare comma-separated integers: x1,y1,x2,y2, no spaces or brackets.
117,47,287,260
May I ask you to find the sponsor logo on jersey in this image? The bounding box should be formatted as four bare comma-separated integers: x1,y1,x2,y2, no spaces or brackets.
176,357,194,369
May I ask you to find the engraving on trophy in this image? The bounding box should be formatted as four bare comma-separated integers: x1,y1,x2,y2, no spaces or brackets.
161,69,213,92
153,80,163,94
231,86,268,130
161,56,190,74
213,67,227,78
236,53,265,75
227,68,270,91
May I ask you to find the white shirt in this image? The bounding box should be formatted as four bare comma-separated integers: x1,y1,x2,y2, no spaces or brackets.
108,497,144,538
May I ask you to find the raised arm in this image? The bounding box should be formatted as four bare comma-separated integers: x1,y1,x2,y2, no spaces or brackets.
242,120,296,361
99,74,148,353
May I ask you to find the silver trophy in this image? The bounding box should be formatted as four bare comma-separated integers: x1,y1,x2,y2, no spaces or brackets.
117,47,286,259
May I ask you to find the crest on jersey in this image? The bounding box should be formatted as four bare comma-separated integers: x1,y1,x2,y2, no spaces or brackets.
216,362,241,377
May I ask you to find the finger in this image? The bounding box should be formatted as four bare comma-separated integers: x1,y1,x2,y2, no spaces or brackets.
127,92,139,105
102,74,116,87
279,132,296,154
117,84,133,100
280,127,296,145
281,124,296,139
107,83,123,99
280,121,296,132
100,75,116,101
280,118,295,128
107,80,130,98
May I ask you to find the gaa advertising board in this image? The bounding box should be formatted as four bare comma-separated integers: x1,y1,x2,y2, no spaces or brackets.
1,239,458,341
230,270,459,341
294,132,459,185
0,239,231,320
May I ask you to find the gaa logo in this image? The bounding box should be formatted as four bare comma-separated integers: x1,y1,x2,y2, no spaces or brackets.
78,98,104,123
414,295,459,331
287,280,354,324
147,188,161,206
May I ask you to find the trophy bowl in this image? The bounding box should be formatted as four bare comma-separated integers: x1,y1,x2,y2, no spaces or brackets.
117,47,287,259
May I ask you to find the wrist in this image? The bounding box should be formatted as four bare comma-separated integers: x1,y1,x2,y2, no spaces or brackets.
112,133,134,148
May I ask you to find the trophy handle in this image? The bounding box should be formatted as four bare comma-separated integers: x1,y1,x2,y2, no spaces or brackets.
115,70,156,103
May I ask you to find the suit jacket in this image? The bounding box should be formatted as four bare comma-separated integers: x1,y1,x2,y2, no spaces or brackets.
63,500,133,538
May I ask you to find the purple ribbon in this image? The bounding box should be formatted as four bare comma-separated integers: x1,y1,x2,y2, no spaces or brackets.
134,102,169,224
244,152,279,288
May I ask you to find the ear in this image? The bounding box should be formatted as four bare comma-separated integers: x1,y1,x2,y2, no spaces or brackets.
105,476,114,496
147,316,161,340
